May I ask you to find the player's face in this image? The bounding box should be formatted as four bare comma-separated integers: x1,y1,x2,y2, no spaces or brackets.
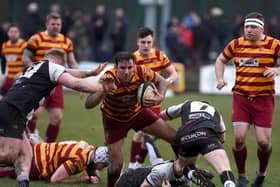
244,25,263,42
46,18,62,37
137,35,154,57
8,27,20,42
116,59,134,83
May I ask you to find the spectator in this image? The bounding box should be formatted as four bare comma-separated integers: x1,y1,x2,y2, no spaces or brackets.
90,4,109,60
21,2,42,40
109,8,128,53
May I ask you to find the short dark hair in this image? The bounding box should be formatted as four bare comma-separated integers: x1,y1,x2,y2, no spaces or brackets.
137,27,154,39
245,12,264,23
114,52,135,65
8,23,20,31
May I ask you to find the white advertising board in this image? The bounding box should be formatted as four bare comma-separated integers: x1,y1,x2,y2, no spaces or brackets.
199,65,280,95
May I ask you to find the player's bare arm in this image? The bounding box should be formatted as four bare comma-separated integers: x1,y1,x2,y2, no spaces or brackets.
67,63,107,78
50,164,72,183
85,74,116,109
215,53,228,89
58,73,103,93
144,72,168,106
165,65,178,85
67,52,79,69
263,67,280,78
22,48,35,68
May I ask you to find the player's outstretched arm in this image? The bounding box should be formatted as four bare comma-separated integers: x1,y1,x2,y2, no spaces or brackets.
58,72,103,93
67,63,107,78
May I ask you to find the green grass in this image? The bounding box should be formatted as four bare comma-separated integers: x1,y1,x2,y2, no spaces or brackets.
1,92,280,187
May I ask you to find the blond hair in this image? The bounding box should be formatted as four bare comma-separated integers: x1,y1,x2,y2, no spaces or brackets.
45,48,66,62
46,12,61,23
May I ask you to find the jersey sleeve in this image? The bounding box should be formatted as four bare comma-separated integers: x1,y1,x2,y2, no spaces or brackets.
63,159,84,175
26,35,39,53
165,101,187,119
216,114,226,133
222,39,235,61
48,62,66,83
146,168,165,187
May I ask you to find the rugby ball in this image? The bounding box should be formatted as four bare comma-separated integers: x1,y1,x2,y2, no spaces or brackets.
137,82,156,107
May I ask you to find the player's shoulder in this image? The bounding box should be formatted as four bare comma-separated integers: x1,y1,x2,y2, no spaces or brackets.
29,31,44,42
59,33,73,42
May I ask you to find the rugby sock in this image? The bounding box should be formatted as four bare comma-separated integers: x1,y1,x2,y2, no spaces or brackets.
146,142,163,166
27,119,37,133
107,170,120,187
0,169,15,177
257,146,272,175
17,175,29,187
46,123,59,142
129,140,141,163
220,170,235,185
138,147,148,163
232,146,247,175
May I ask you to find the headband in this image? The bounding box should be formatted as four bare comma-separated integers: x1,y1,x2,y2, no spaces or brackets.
244,18,264,28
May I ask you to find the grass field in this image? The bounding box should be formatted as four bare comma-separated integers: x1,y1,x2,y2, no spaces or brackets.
1,92,280,187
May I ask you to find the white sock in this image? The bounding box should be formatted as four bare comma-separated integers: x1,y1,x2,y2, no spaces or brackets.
146,142,163,166
224,180,235,187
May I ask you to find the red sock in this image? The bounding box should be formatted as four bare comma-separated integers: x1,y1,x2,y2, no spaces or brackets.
130,140,141,162
27,119,37,133
257,147,272,174
138,148,148,163
0,169,16,177
46,124,60,142
107,169,121,187
232,146,247,175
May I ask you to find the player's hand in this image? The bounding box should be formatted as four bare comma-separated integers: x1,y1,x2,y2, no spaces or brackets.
79,174,90,182
264,67,280,78
162,179,171,187
89,175,100,184
100,74,116,95
216,79,227,90
89,63,107,76
15,72,23,79
143,89,163,107
79,92,86,100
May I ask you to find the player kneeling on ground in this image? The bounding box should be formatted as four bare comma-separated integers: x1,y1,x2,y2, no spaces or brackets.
160,100,236,187
0,140,110,184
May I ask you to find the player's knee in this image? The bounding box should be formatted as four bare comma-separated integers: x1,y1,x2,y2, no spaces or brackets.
49,113,62,125
257,141,270,151
109,162,123,174
220,170,235,185
234,140,245,149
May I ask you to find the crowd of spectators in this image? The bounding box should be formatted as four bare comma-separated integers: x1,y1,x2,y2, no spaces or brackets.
1,3,280,67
